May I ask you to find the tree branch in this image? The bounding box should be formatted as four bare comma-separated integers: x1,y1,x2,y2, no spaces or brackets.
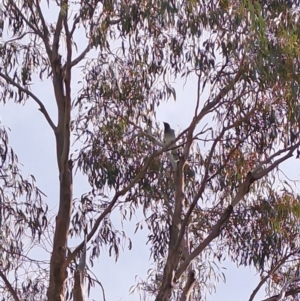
176,141,299,279
7,0,52,60
182,55,245,161
180,270,196,301
261,287,300,301
231,143,299,208
128,121,186,170
8,1,43,41
176,204,234,279
69,0,108,68
52,3,64,61
231,142,300,207
277,276,300,301
193,75,201,117
34,0,52,56
0,72,57,131
59,4,72,175
175,106,256,253
3,31,35,47
63,144,173,269
70,15,80,37
0,270,20,301
249,249,300,301
73,236,87,301
70,45,91,67
155,62,246,301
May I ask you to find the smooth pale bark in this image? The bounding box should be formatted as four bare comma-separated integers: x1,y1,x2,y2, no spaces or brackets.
47,161,72,301
46,2,74,299
47,90,72,301
47,20,73,300
180,270,196,301
155,161,185,301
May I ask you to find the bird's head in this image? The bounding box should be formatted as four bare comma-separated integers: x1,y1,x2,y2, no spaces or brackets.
163,122,170,130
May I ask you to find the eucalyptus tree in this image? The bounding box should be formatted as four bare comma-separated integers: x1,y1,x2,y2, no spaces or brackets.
1,0,300,301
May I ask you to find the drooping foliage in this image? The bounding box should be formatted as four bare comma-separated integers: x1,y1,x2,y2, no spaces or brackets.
0,124,49,299
1,0,300,300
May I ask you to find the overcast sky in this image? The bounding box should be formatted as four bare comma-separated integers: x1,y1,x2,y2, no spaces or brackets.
2,2,299,301
1,78,268,301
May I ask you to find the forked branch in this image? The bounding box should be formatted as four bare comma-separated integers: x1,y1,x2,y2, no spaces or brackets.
249,249,300,301
175,142,300,279
176,106,256,252
64,143,176,268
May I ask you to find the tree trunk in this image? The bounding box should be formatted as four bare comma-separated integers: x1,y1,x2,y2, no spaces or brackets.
47,162,72,301
47,71,72,300
155,163,185,301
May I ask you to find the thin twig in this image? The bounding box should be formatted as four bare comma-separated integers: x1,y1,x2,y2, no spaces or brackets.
261,287,300,301
87,266,107,301
34,0,52,55
0,72,56,131
249,249,300,301
176,107,255,253
0,270,20,301
176,142,299,279
277,276,300,301
194,74,201,117
63,143,175,269
3,31,35,46
8,1,43,40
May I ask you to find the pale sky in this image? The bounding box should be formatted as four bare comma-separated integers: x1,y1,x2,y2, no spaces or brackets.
2,2,296,301
1,78,268,301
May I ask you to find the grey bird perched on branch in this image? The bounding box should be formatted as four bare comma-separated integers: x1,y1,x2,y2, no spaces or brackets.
163,122,179,161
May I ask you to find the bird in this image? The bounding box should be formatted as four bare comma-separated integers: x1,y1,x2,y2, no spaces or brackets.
163,122,179,161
